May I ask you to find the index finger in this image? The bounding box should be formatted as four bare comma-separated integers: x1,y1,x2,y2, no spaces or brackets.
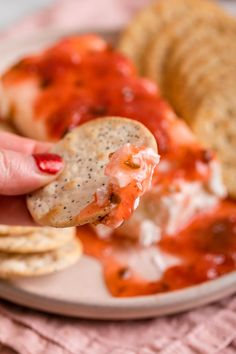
0,132,53,154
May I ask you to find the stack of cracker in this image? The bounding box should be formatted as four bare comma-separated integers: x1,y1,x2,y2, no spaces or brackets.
0,225,81,278
118,0,236,197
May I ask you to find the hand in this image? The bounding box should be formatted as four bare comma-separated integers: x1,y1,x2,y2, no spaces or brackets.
0,132,64,226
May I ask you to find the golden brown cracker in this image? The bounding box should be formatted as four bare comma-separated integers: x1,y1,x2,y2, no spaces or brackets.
27,117,157,227
0,238,82,278
118,0,228,74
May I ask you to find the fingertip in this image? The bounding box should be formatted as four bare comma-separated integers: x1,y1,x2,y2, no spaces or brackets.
32,153,64,175
0,150,63,195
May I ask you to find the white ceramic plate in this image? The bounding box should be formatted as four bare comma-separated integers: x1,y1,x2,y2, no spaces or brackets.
0,30,236,320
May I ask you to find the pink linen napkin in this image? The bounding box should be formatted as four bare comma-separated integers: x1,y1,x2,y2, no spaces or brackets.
0,1,236,353
2,297,236,353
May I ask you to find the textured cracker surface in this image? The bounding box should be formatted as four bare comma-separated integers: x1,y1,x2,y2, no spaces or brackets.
193,91,236,197
143,6,229,90
118,0,226,74
0,225,39,235
164,19,236,120
0,238,82,278
118,0,236,197
27,117,157,227
0,226,75,253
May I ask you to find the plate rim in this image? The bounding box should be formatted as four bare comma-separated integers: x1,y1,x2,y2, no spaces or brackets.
0,28,236,319
0,270,236,319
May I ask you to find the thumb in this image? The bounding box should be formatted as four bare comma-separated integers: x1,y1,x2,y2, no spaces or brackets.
0,150,64,195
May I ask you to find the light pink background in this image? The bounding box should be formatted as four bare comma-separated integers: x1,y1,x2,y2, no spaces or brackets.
0,1,236,353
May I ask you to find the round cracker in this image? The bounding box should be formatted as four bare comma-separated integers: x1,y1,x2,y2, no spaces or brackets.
173,30,236,86
144,16,192,90
182,64,236,120
0,238,82,278
0,227,75,253
164,17,236,119
118,0,227,74
27,117,157,228
118,1,163,73
0,225,39,235
168,53,236,121
143,5,228,90
164,11,235,75
192,90,236,197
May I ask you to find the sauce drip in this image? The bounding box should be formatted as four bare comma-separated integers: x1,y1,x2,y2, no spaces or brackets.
78,200,236,297
3,35,214,183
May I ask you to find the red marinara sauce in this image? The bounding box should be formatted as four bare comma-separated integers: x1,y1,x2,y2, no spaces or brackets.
77,200,236,297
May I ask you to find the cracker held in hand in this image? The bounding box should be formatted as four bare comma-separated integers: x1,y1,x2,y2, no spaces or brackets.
0,226,75,253
0,238,81,278
27,117,158,228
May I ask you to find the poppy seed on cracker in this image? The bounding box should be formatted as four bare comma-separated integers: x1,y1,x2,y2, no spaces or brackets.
27,117,157,228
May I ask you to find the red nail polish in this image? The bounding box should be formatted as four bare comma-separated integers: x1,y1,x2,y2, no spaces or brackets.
33,153,63,175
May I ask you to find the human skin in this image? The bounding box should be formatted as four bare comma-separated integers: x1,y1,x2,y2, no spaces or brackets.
0,132,63,226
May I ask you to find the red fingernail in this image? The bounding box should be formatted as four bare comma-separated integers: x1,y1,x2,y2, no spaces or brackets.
33,153,63,175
